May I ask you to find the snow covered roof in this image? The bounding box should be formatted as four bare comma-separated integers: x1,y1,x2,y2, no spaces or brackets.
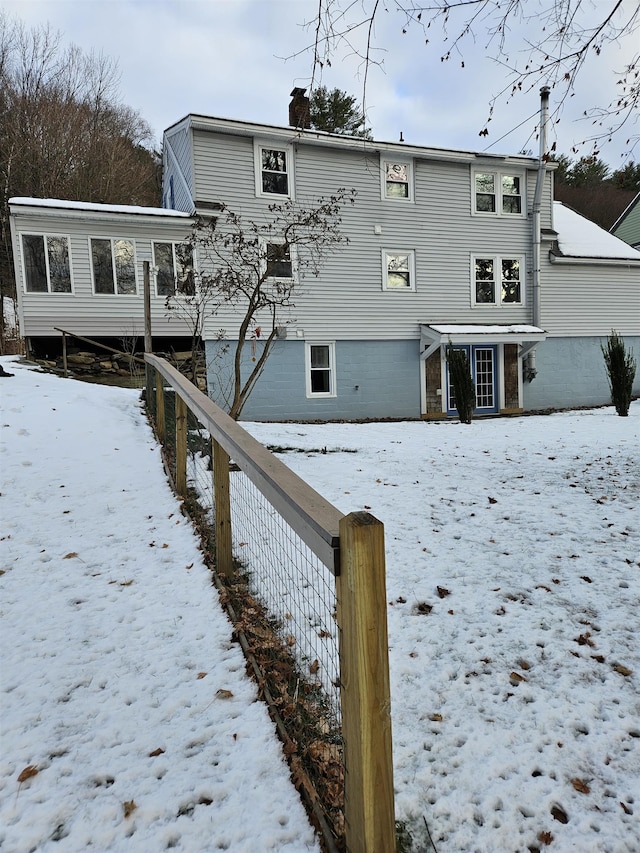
9,197,191,218
427,324,545,336
553,201,640,261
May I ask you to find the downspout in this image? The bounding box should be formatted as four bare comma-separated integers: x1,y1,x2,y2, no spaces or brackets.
527,85,550,381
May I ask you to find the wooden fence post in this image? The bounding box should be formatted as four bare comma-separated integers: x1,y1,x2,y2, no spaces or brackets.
337,511,395,853
212,438,233,578
62,331,68,377
155,368,165,443
175,394,187,496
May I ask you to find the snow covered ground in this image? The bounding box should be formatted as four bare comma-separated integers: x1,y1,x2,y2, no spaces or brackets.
0,357,319,853
1,355,639,853
245,404,640,852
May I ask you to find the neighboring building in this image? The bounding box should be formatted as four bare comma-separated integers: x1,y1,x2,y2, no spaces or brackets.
10,97,640,419
611,191,640,251
9,198,194,358
161,106,640,420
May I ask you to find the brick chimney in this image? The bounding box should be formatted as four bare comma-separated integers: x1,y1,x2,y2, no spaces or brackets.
289,87,310,129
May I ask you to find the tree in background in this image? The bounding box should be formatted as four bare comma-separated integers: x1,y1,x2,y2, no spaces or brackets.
0,13,160,350
445,345,476,425
551,154,639,229
601,331,637,417
166,189,356,419
309,86,371,138
303,1,640,156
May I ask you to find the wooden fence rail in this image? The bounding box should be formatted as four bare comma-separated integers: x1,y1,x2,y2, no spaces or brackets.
145,354,396,853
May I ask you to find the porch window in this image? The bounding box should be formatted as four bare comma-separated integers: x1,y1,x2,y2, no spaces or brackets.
153,242,194,296
306,342,336,397
90,238,137,295
22,234,72,293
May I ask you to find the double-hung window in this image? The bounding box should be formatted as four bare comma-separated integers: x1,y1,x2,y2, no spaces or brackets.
473,170,523,215
473,256,524,305
265,242,293,279
305,342,336,398
383,250,415,290
22,234,72,293
90,238,137,295
382,160,412,200
255,143,292,197
153,242,194,296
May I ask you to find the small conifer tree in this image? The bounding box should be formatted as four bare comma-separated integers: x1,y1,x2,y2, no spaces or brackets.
446,344,476,424
601,331,636,417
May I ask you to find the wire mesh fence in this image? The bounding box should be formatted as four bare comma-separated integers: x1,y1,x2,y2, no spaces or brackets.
144,355,395,853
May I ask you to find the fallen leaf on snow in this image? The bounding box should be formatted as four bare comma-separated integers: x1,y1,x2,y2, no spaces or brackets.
509,671,527,685
571,778,591,794
538,830,554,845
551,804,568,824
123,800,137,818
613,663,632,676
436,586,450,598
148,748,165,757
216,689,234,700
196,672,207,679
18,765,39,783
430,713,443,722
63,552,79,559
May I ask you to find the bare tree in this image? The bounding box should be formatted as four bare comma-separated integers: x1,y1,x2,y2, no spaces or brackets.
300,1,640,155
0,12,160,348
166,190,356,419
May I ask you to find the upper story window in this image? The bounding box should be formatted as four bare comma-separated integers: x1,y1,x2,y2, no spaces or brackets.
265,242,293,279
90,238,137,295
21,234,72,293
255,143,293,197
153,242,194,296
382,160,412,200
473,255,524,305
383,250,416,291
474,170,523,215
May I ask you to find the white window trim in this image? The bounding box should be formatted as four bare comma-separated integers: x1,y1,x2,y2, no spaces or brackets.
20,233,74,294
259,238,297,282
382,249,416,291
152,241,194,298
89,236,138,296
472,168,525,217
471,254,525,307
254,140,294,199
305,341,336,398
381,158,414,202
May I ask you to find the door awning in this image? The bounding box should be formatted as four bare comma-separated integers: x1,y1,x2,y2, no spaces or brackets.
420,324,547,360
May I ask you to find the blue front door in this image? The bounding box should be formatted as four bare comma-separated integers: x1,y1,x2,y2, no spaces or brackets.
447,345,499,415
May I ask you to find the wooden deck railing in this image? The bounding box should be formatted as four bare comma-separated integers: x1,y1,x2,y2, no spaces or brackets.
145,354,396,853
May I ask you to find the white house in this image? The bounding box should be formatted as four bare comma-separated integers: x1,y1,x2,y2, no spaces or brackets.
160,95,640,420
10,92,640,419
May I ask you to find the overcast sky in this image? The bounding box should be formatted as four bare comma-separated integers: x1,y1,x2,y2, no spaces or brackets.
1,0,637,166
